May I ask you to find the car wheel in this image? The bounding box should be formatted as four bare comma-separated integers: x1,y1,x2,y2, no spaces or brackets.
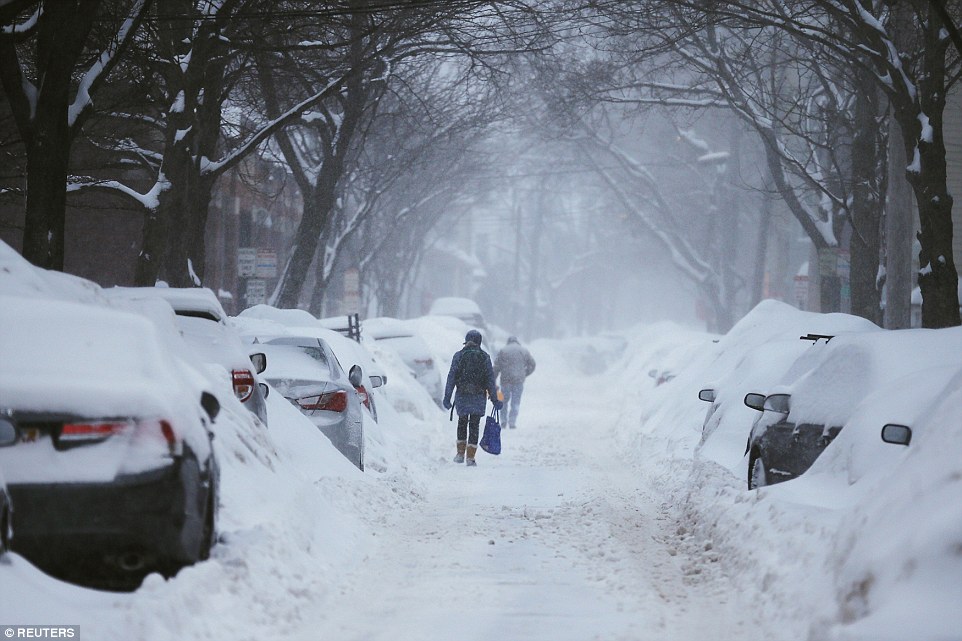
749,455,768,490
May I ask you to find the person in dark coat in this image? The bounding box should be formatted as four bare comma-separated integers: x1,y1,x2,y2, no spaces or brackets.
493,336,536,429
443,329,502,466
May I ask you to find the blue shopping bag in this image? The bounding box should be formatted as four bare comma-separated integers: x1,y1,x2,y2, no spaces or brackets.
479,409,501,455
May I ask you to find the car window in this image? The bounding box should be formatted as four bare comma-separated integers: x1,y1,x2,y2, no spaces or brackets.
264,337,339,379
298,346,326,363
174,309,222,323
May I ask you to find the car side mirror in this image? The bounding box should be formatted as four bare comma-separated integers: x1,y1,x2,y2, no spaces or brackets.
881,423,912,446
744,393,765,411
648,369,658,378
348,364,364,388
250,352,267,374
763,393,791,414
0,418,17,446
369,375,385,388
201,392,221,421
698,389,716,403
259,382,270,399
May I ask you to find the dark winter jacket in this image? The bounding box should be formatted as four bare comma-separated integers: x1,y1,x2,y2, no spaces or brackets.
493,341,536,385
444,343,498,416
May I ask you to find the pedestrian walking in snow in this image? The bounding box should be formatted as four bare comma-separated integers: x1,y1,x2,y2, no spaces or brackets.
443,329,502,466
493,336,536,429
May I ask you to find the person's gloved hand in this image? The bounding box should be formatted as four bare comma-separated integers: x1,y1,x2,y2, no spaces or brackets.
443,399,452,410
493,399,503,411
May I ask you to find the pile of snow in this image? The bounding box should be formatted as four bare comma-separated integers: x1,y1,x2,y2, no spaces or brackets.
0,242,443,640
603,299,962,640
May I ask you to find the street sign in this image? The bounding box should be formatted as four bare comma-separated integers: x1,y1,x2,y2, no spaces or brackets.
836,250,851,279
818,248,837,276
237,248,257,278
255,250,277,279
794,274,809,309
245,279,267,305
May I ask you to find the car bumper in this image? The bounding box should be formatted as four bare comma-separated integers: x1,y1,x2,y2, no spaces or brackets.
8,458,208,570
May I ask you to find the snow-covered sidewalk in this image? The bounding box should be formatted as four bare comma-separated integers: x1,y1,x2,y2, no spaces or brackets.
301,347,767,641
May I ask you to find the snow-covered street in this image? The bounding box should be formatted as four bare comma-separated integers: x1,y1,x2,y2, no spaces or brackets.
3,243,962,641
309,359,755,641
0,333,773,641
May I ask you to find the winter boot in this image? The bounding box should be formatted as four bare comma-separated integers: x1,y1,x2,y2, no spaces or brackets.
466,444,478,466
453,441,466,464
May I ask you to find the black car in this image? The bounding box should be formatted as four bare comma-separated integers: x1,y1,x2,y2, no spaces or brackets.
0,297,224,588
0,417,15,555
742,392,842,489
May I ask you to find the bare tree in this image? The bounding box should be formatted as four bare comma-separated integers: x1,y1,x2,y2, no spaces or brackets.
666,0,962,327
565,4,888,321
0,0,148,270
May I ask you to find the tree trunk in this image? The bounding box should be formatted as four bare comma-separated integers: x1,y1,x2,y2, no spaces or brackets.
273,97,367,308
150,6,229,288
524,193,546,338
751,187,773,307
885,113,914,329
898,16,960,328
848,70,884,325
22,114,70,271
15,1,99,270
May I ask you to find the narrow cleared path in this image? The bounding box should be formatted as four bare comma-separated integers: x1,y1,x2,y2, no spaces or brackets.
308,357,761,641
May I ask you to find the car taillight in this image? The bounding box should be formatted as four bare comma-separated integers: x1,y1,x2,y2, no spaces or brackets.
60,421,129,442
233,369,256,402
60,419,177,454
355,385,371,410
138,418,178,455
298,390,348,412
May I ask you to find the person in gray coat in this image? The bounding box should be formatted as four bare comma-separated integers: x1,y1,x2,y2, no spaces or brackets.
493,336,536,429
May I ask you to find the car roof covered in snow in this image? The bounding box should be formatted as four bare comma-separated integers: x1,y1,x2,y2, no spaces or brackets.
107,286,228,323
428,297,483,317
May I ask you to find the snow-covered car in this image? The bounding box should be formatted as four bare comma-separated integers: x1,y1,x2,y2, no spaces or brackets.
742,327,962,489
235,306,386,423
364,319,443,406
106,286,269,426
255,335,366,470
0,418,15,556
321,330,387,423
0,296,223,587
428,297,487,330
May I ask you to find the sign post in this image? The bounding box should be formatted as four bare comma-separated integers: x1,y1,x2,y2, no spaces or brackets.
237,248,257,278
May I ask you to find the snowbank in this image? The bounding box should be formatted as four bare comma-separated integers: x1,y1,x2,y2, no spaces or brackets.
604,299,962,640
0,242,443,640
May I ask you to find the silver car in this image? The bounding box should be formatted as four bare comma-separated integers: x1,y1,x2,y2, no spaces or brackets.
257,336,366,470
